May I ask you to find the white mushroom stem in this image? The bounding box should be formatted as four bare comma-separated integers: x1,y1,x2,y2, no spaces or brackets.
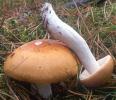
37,84,52,99
32,84,52,99
41,3,100,74
80,55,111,80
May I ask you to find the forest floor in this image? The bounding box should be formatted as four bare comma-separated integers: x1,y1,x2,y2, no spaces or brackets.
0,0,116,100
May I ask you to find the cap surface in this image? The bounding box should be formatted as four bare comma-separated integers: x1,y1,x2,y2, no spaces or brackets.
80,55,114,87
4,39,79,84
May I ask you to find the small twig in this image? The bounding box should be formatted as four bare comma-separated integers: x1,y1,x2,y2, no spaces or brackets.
73,0,92,36
90,7,95,22
0,90,15,100
68,90,97,97
60,6,71,16
0,17,5,28
76,17,82,35
0,94,6,100
103,0,113,20
87,90,92,100
23,0,27,8
89,33,97,49
68,90,87,96
103,1,107,20
6,77,19,100
29,23,42,35
101,86,116,89
1,42,24,45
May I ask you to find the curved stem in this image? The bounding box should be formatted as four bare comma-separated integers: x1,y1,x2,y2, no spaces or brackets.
41,3,100,74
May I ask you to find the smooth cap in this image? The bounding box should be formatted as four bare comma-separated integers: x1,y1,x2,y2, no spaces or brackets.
4,39,79,84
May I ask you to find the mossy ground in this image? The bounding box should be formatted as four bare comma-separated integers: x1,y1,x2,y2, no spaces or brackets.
0,0,116,100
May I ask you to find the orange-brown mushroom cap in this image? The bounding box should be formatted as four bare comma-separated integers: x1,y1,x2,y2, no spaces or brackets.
80,55,114,87
4,39,79,84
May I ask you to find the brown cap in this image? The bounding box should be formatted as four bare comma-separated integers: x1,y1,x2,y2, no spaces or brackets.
4,39,79,84
80,55,114,87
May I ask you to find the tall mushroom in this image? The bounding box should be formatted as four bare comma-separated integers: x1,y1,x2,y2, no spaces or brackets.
41,3,114,87
4,39,79,99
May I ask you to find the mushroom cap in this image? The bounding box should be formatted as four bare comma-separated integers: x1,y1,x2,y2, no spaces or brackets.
4,39,79,84
80,55,114,87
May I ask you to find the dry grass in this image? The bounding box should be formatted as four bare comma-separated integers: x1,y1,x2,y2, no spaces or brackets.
0,0,116,100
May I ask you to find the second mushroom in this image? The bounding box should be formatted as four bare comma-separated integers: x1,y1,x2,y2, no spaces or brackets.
41,2,114,87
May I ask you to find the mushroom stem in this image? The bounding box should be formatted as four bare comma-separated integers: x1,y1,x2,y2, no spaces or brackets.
41,3,100,74
37,84,52,99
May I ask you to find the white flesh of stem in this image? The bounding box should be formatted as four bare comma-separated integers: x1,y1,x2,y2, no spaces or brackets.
41,3,100,74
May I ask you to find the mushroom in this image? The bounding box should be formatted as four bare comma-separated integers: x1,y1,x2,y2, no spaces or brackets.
80,55,114,87
41,3,114,87
4,39,79,99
